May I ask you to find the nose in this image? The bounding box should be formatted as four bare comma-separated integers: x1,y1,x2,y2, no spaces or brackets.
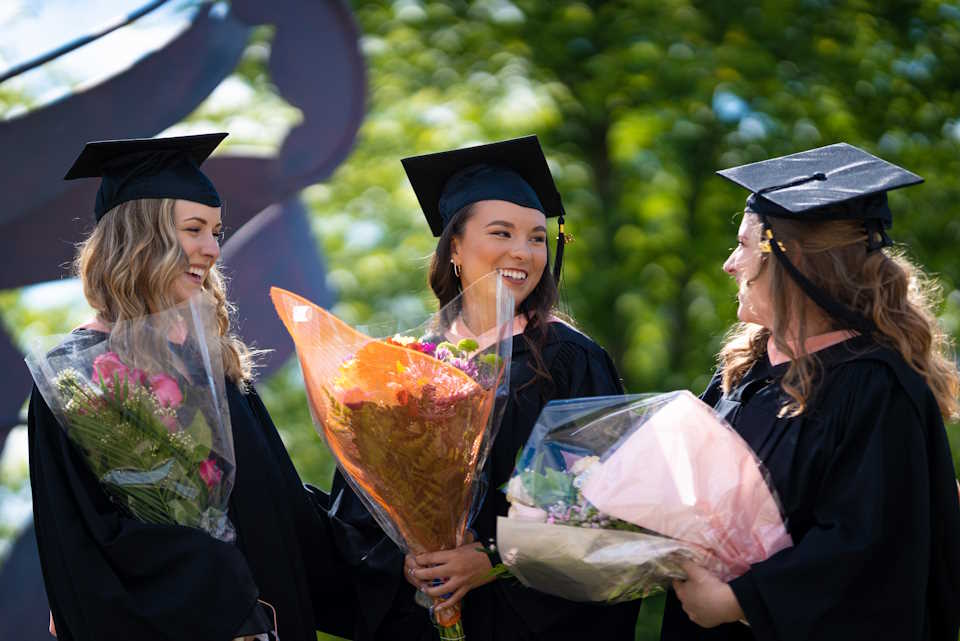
723,252,736,276
508,238,532,261
202,233,221,261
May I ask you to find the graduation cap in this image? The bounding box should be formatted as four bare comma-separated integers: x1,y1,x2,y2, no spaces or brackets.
402,135,570,282
64,133,227,221
717,143,924,333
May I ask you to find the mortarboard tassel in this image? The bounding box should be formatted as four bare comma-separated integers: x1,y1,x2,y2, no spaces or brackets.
553,214,567,283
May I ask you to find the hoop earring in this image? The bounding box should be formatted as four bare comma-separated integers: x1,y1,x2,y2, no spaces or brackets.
451,260,462,278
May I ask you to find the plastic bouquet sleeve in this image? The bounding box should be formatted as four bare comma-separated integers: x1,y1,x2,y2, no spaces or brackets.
498,391,792,602
271,271,514,636
24,293,237,542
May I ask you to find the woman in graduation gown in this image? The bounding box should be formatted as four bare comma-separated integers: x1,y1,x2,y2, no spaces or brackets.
327,137,640,640
29,134,353,641
663,144,960,641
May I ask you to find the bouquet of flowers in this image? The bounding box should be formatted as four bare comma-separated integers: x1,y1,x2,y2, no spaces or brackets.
497,391,793,602
25,294,236,542
271,271,515,639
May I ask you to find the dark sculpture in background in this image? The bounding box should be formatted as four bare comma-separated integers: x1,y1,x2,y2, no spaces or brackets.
0,2,366,637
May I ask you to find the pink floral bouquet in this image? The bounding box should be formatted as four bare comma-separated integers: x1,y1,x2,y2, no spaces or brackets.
26,295,236,541
497,392,792,602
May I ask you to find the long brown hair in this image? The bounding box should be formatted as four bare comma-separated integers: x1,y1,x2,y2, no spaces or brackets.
720,212,959,420
428,204,560,390
74,198,258,386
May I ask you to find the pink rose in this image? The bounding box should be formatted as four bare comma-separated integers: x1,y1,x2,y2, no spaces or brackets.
149,373,183,409
198,459,223,489
92,352,129,387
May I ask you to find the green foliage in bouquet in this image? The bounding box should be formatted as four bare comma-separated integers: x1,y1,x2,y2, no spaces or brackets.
52,352,227,532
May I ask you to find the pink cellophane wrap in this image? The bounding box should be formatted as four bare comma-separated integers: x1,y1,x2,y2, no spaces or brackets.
581,391,793,581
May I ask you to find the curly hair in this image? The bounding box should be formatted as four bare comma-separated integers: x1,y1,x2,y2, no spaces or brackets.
74,198,258,386
719,212,959,420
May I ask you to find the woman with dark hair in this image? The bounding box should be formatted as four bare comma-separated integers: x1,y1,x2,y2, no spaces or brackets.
29,134,352,641
329,136,640,640
662,144,960,640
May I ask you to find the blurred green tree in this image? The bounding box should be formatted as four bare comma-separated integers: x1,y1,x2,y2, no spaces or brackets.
4,3,960,639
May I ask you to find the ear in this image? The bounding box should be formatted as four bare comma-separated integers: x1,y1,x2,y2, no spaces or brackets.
449,235,462,263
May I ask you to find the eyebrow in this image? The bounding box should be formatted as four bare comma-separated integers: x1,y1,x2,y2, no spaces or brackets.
183,217,222,227
485,220,548,233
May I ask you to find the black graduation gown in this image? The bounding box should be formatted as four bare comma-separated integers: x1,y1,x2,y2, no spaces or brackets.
660,335,960,641
28,330,354,641
329,321,641,641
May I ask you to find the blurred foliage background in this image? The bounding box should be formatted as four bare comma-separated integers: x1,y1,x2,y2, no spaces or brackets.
3,1,960,639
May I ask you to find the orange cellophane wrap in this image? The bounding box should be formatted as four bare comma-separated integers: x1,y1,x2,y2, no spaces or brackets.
270,286,509,563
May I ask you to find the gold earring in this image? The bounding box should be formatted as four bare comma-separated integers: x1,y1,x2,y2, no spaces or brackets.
451,260,462,278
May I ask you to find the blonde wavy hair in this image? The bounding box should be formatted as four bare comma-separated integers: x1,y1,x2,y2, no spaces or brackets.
719,212,959,420
74,198,257,386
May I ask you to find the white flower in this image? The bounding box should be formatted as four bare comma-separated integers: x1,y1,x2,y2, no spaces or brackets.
505,474,534,506
570,455,600,475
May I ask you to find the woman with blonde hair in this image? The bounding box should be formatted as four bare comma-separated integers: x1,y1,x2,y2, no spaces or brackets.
28,134,352,641
662,144,960,641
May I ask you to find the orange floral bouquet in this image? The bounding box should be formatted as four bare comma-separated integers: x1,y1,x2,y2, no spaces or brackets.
271,273,514,638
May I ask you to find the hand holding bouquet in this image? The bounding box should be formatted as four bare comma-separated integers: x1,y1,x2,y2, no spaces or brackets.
497,391,792,602
272,272,514,638
26,294,236,541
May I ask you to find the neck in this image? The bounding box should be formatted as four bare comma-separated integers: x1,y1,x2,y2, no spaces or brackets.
766,329,858,365
77,316,111,334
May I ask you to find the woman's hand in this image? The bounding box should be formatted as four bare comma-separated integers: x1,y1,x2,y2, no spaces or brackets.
403,535,494,611
672,561,745,629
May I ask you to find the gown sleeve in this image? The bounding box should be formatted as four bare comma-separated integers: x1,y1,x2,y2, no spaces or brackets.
550,336,626,397
28,386,260,641
728,361,959,641
242,388,357,638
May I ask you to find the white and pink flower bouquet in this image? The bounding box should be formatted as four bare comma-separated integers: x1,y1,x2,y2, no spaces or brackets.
497,391,793,602
25,294,236,542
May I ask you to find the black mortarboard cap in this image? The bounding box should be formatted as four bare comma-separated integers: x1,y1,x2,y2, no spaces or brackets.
717,143,924,334
717,142,923,223
64,133,227,221
402,135,570,282
401,135,565,237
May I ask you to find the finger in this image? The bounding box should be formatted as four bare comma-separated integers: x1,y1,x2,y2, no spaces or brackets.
423,577,464,598
679,560,708,582
416,550,453,566
414,564,454,581
463,529,476,544
437,584,470,610
678,560,699,574
404,565,424,588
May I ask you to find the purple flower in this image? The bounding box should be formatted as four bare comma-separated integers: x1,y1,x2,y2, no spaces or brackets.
414,341,437,356
450,358,479,379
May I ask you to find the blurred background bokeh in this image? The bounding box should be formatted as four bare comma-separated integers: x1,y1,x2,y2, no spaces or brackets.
2,1,959,639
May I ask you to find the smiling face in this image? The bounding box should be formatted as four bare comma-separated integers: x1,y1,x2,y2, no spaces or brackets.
723,212,774,328
169,199,222,304
450,200,548,309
